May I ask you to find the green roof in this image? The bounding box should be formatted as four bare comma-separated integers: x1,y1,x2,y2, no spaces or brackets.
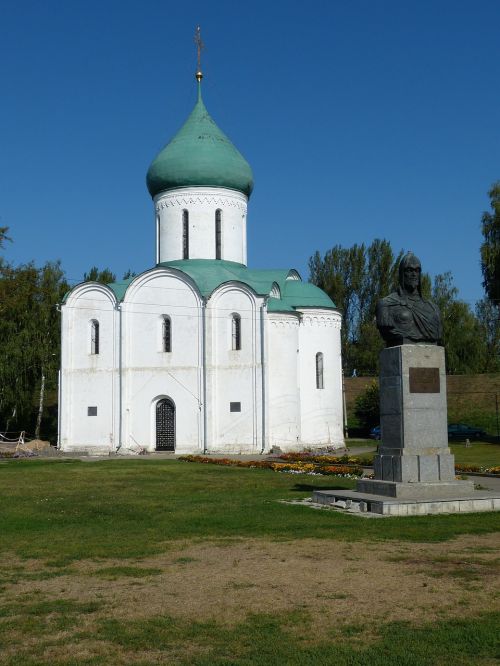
105,278,133,302
146,85,254,198
158,260,288,299
267,297,295,313
105,260,336,313
280,280,337,310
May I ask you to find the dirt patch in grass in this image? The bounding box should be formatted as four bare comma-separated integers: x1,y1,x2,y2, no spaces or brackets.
2,533,499,639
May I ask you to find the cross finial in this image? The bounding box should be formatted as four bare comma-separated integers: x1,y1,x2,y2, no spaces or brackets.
194,25,204,82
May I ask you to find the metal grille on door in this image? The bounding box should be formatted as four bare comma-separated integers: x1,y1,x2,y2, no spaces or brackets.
156,398,175,451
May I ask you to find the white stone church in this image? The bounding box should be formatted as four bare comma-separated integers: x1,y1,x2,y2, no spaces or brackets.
58,77,344,455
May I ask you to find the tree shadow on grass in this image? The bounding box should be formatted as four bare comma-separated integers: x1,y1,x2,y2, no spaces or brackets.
291,483,350,493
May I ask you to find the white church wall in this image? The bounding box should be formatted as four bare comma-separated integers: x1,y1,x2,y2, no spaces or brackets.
267,313,301,448
60,285,118,453
155,187,248,264
298,310,344,448
121,269,204,453
59,278,344,455
206,283,264,452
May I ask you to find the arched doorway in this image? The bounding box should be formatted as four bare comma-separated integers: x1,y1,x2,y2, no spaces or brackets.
156,398,175,451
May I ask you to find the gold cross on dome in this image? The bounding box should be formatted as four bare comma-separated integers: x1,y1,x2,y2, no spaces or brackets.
194,26,204,81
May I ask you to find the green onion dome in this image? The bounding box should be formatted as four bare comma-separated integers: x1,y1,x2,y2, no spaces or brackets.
146,85,254,198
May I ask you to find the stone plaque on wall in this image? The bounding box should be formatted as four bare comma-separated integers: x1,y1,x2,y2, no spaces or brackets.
409,367,440,394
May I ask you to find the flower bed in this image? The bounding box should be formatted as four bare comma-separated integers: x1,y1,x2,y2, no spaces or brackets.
278,452,369,465
278,452,342,463
178,455,363,477
455,463,500,475
178,455,500,476
178,456,272,470
454,463,481,473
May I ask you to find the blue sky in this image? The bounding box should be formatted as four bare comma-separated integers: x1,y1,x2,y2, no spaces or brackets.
1,0,499,306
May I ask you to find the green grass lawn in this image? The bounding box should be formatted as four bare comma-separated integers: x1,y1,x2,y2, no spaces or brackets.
346,439,500,468
450,441,500,467
0,458,499,561
345,438,377,448
0,458,498,665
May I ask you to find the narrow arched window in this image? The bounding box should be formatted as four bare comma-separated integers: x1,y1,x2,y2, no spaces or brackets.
182,210,189,260
156,214,161,264
232,314,241,351
215,209,222,260
316,352,324,389
90,320,100,355
162,316,172,352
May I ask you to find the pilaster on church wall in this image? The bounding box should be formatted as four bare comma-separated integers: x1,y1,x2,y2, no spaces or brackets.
205,284,263,452
120,268,204,453
297,309,344,448
266,313,301,447
60,285,119,453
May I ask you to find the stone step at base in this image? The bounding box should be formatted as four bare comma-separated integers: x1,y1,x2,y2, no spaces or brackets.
312,489,500,516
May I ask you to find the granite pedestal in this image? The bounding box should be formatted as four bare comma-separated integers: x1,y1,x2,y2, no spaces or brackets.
313,345,500,516
360,345,473,499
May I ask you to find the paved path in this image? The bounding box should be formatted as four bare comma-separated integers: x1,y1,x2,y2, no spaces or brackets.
470,474,500,492
60,444,377,462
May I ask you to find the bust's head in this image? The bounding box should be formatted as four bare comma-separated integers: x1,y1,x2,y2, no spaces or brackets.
399,252,421,295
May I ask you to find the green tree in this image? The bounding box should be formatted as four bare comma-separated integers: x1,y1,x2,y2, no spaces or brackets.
354,380,380,431
480,182,500,305
475,298,500,372
309,241,485,376
83,266,116,283
349,320,383,377
0,260,69,439
309,239,403,374
33,262,70,438
0,226,11,249
0,261,39,431
309,243,365,353
352,239,403,374
432,272,485,374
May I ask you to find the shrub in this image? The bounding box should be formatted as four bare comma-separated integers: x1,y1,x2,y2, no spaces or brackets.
354,380,380,431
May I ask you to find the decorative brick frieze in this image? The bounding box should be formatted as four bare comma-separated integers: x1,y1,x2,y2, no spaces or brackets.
156,192,247,213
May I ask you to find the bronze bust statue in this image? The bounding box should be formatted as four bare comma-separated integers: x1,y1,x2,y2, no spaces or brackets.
376,252,442,346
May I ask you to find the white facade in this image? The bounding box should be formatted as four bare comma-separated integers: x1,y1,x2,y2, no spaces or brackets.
59,98,345,455
60,259,344,454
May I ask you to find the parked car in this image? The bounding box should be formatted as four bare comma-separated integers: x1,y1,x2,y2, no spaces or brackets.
447,423,486,440
369,425,381,440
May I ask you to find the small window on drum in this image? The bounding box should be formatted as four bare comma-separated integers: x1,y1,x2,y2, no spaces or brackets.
182,210,189,259
162,316,172,352
156,214,161,262
316,352,324,389
90,320,99,355
215,209,222,260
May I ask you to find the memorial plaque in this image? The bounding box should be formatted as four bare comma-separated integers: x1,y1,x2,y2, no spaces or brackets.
409,367,440,393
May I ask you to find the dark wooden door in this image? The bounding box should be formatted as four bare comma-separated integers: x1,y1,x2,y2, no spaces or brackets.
156,398,175,451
